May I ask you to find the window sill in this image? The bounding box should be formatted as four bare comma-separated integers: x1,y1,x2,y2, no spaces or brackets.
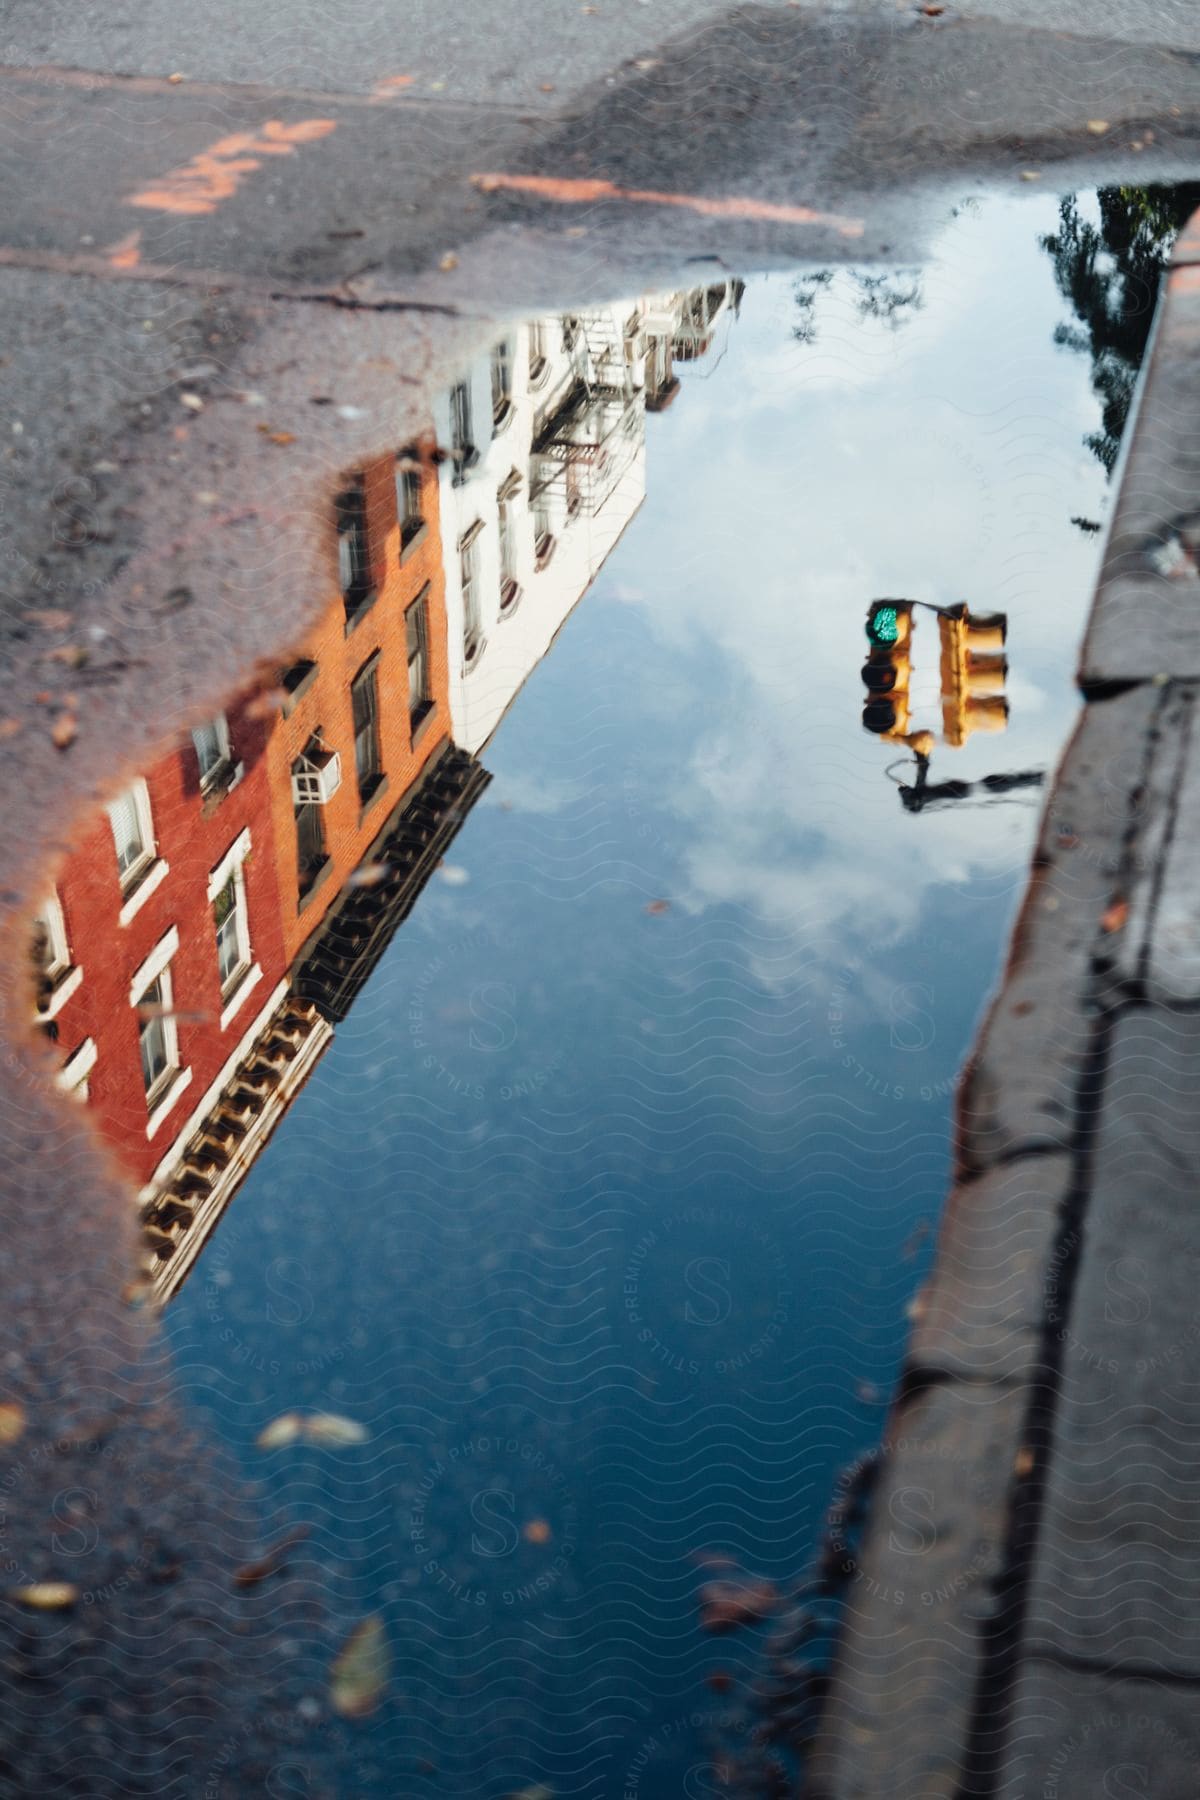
219,962,262,1032
529,356,549,390
492,401,514,436
463,637,488,676
145,1065,193,1141
534,536,557,572
119,857,169,927
499,581,522,619
297,857,334,915
359,773,390,826
399,520,428,566
343,588,379,636
410,702,437,750
281,661,319,717
56,1036,97,1097
36,962,83,1022
200,760,245,816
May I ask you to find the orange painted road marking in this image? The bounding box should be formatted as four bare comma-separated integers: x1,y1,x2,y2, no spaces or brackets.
128,117,337,215
470,172,864,236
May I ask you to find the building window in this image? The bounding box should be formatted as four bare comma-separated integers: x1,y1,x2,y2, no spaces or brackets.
528,319,548,386
33,891,82,1021
491,341,513,431
351,657,383,804
531,481,555,569
293,742,329,898
461,530,483,668
449,381,475,482
395,450,424,550
137,973,175,1099
213,869,251,1001
498,492,520,614
55,1037,96,1103
129,927,188,1131
192,713,231,791
336,481,373,625
108,780,156,893
406,588,432,736
566,460,584,520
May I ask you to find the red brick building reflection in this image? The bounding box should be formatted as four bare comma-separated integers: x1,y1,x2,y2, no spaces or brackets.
33,435,459,1296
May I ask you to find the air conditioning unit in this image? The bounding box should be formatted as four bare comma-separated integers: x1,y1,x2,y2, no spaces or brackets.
291,746,342,806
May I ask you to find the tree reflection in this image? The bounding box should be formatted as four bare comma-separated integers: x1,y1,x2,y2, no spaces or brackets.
1042,184,1200,479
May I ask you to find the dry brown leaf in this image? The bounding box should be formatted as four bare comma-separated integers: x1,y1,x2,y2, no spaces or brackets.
1086,119,1109,135
23,610,72,630
438,252,459,271
233,1523,311,1588
330,1614,390,1718
10,1583,79,1610
0,1403,25,1445
1013,1446,1035,1478
255,1413,304,1451
0,719,22,741
644,899,671,916
51,715,77,750
1101,899,1129,934
303,1412,369,1447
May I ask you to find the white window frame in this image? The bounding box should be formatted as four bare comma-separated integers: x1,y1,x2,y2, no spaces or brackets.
192,714,232,791
33,891,83,1020
109,779,169,925
56,1037,97,1101
129,927,191,1137
206,830,261,1028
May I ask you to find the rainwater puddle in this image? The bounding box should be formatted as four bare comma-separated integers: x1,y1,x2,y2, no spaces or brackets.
26,188,1183,1795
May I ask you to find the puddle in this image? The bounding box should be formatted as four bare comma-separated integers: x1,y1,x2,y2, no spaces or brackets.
24,187,1187,1794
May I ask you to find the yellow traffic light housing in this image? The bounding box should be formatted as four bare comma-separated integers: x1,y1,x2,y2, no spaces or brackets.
862,601,914,739
938,606,1008,747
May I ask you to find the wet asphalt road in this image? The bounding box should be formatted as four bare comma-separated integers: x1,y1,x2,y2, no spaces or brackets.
0,0,1199,1792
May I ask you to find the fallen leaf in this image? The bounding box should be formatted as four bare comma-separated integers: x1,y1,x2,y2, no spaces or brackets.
0,720,22,741
699,1575,780,1634
330,1614,390,1718
256,1413,304,1451
1086,119,1109,135
1013,1446,1035,1478
48,646,87,669
179,393,204,412
438,252,459,271
919,1,945,11
233,1523,311,1588
303,1412,369,1448
539,83,555,92
522,1518,552,1545
0,1403,25,1445
1019,170,1042,182
1101,900,1129,934
346,862,392,889
10,1583,79,1610
644,899,670,915
51,715,77,750
23,610,72,630
167,71,185,83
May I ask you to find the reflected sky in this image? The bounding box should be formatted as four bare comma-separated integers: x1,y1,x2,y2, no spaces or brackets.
34,190,1121,1795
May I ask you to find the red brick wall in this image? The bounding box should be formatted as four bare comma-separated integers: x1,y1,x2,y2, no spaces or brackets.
46,694,288,1189
266,435,451,964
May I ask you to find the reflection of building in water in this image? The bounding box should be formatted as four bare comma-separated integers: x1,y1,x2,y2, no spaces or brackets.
31,283,740,1298
435,283,742,753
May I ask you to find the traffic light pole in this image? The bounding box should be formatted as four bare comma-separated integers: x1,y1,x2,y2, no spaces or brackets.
895,754,1044,814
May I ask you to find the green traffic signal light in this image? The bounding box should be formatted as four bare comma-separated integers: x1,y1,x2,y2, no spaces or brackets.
866,603,900,645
